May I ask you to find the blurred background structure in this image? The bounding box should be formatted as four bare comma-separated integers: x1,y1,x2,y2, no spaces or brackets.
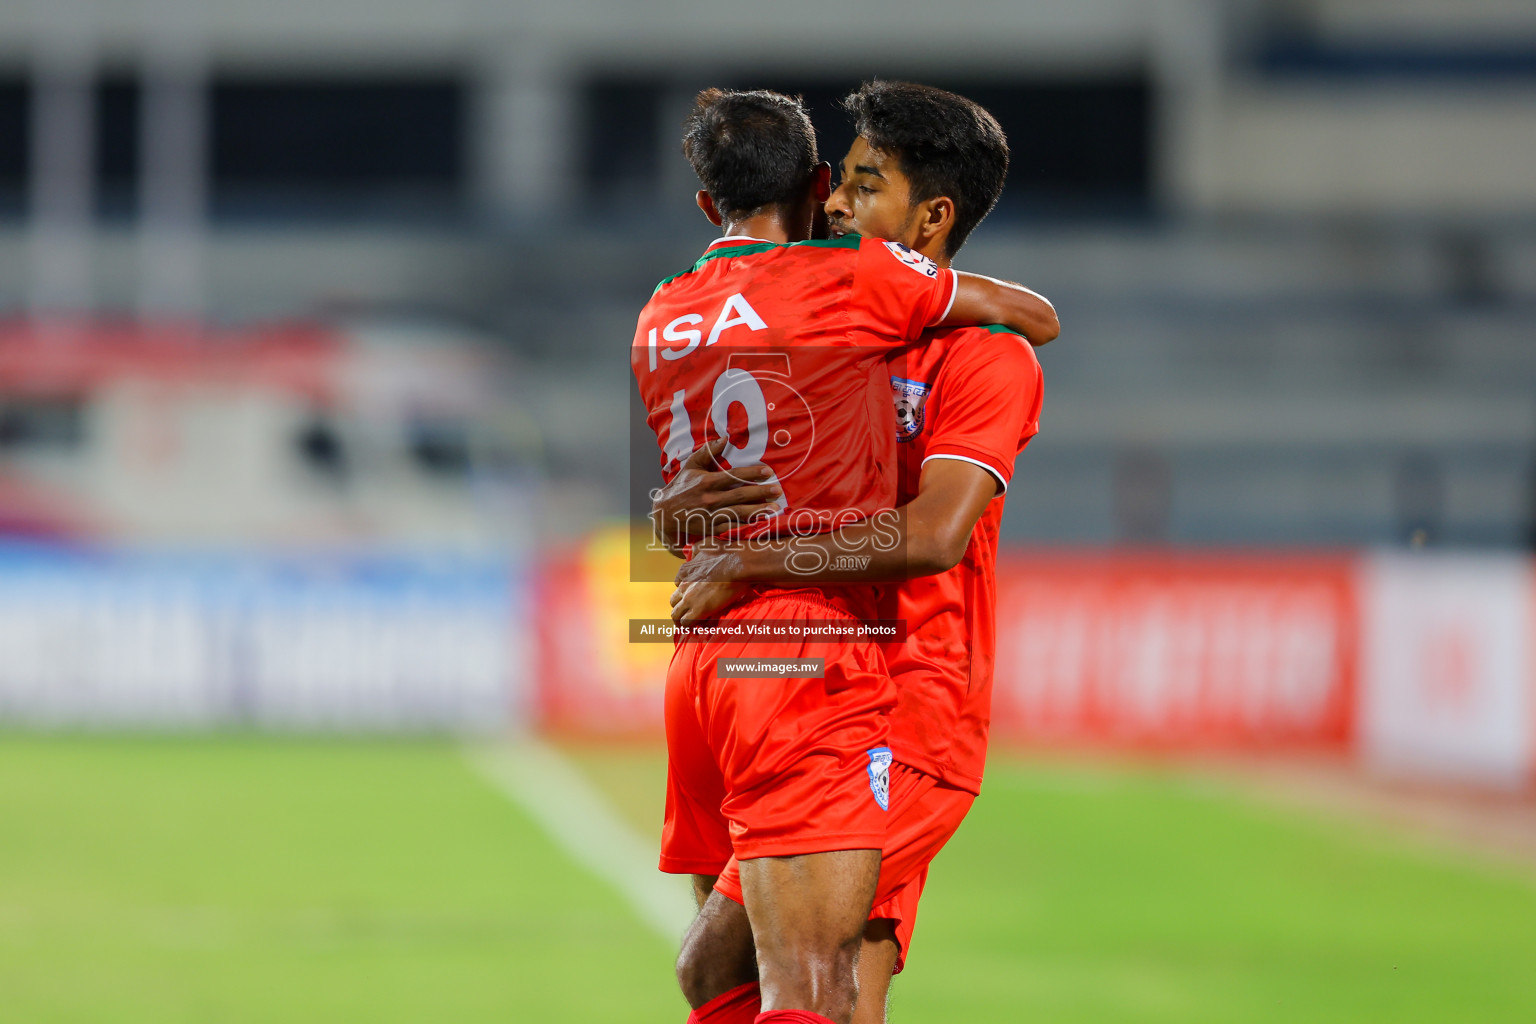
3,0,1535,547
3,3,1536,1019
2,0,1531,750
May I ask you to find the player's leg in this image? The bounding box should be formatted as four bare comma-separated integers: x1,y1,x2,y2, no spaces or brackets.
738,846,881,1024
679,873,901,1024
848,869,927,1024
689,871,905,1024
677,885,758,1010
690,873,719,910
703,857,898,1024
846,765,976,1024
698,596,896,1024
851,920,901,1024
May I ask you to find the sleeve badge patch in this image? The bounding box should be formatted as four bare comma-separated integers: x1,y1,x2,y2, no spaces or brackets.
882,240,939,278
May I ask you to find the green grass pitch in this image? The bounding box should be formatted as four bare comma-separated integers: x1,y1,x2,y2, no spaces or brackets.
3,736,1535,1023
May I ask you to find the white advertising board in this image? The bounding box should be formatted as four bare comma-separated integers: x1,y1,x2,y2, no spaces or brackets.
1360,552,1534,789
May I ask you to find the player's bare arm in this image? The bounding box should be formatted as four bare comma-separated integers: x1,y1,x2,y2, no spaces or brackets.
945,273,1059,344
651,438,782,556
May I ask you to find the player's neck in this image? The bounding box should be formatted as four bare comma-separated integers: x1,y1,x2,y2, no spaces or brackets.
719,209,809,245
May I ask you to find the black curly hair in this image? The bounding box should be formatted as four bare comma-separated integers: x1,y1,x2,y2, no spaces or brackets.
681,88,819,221
842,80,1009,256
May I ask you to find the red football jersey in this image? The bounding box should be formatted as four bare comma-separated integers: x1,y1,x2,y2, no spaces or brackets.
884,325,1043,793
633,235,957,546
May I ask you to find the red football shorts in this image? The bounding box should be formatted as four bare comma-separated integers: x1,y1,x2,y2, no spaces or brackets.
658,588,897,871
714,760,974,972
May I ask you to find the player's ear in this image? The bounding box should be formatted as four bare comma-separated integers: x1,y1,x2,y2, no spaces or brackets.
811,162,832,203
697,190,724,227
914,195,955,251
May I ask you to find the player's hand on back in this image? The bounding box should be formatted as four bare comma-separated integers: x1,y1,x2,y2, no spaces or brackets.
651,438,783,549
670,579,750,625
674,538,747,587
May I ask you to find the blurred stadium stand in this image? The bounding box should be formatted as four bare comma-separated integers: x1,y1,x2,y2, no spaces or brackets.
5,0,1534,547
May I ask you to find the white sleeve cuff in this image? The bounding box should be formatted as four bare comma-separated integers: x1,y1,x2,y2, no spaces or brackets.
937,271,958,323
921,452,1007,494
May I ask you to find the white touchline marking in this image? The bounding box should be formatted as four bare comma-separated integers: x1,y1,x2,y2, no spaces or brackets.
465,739,695,942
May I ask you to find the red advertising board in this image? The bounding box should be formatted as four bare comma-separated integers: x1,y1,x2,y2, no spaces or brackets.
991,551,1358,747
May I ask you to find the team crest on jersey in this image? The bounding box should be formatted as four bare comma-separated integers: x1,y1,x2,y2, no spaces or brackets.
882,240,939,279
867,747,893,810
891,376,930,442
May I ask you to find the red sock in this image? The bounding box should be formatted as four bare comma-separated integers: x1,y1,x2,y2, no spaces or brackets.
687,982,761,1024
754,1012,837,1024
